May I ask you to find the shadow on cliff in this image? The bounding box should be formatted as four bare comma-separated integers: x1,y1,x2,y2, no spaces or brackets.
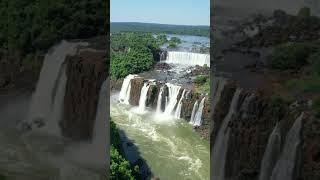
118,129,154,180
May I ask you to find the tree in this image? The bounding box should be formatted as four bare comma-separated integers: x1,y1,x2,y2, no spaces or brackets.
298,7,311,18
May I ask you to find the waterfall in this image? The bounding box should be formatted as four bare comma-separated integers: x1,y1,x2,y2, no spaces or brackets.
189,101,199,125
165,51,210,67
137,83,150,113
212,78,226,112
92,80,108,147
174,89,186,118
270,113,304,180
64,80,108,168
41,65,67,136
193,97,206,126
164,83,181,115
119,74,137,104
259,124,281,180
26,40,87,130
211,89,242,180
156,87,164,114
211,78,226,131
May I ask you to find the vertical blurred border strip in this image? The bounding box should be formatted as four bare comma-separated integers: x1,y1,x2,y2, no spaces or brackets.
210,0,214,179
104,0,111,179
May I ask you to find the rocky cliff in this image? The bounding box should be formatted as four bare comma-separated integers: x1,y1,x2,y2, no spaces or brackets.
113,76,210,139
211,79,319,180
61,50,107,140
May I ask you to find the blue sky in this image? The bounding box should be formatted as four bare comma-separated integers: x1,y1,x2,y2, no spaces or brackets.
111,0,210,26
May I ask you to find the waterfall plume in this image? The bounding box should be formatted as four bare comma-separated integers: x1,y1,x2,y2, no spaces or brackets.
165,51,210,67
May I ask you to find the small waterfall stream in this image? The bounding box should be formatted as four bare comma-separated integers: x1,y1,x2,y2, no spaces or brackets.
194,97,206,126
156,87,164,114
119,74,136,104
174,89,186,118
270,113,304,180
137,83,150,113
259,123,281,180
189,101,199,125
211,78,226,131
211,89,242,180
165,51,210,67
42,64,67,136
164,83,181,116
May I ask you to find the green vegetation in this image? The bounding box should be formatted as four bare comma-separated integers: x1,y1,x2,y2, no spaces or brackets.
3,0,106,53
110,121,135,180
194,75,210,94
167,37,182,49
0,174,6,180
271,42,320,93
0,0,106,69
270,43,315,70
111,22,209,37
111,32,169,79
194,75,208,85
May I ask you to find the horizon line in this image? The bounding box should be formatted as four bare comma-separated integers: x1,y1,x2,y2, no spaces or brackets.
110,21,210,27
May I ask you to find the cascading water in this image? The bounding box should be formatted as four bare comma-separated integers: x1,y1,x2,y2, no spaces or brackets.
156,86,164,114
41,65,67,136
211,78,226,131
270,113,304,180
164,83,181,116
193,97,206,126
64,79,108,170
211,89,242,180
174,89,186,118
189,101,199,125
165,51,210,67
26,40,87,131
91,79,108,165
119,74,137,104
137,82,150,113
259,123,281,180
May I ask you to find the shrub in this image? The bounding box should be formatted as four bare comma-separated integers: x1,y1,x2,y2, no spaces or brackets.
285,75,320,93
110,146,135,180
110,121,135,180
194,75,208,85
270,43,313,70
170,37,181,44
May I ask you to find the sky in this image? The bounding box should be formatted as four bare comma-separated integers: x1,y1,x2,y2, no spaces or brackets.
111,0,210,26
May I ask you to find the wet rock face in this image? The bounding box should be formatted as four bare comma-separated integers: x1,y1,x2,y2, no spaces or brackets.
129,78,144,106
110,79,123,91
211,80,315,180
146,84,159,109
61,50,107,140
159,51,167,61
181,92,200,120
154,63,171,71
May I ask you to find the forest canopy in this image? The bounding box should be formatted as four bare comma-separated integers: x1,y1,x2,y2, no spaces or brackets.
111,22,210,37
1,0,107,55
111,32,171,79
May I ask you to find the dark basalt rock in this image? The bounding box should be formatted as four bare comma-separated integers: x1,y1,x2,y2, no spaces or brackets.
110,78,123,91
61,50,107,141
159,51,167,61
211,79,314,180
129,77,144,106
146,84,159,109
154,63,171,71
